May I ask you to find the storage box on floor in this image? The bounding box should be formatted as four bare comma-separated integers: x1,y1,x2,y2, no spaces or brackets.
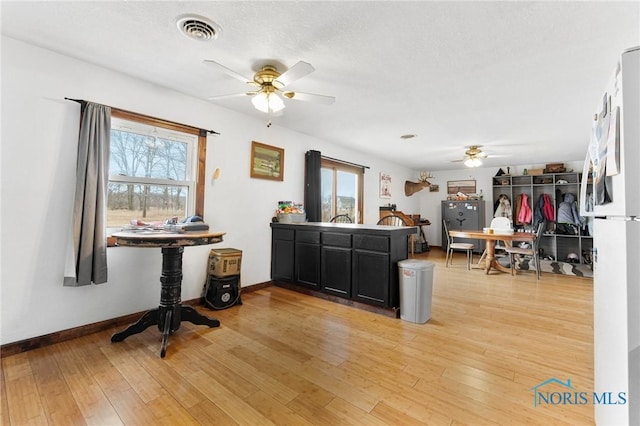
208,248,242,277
203,248,243,309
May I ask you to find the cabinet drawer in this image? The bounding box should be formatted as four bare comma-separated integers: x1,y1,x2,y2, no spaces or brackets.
273,228,294,241
323,232,351,248
297,230,320,244
353,235,389,252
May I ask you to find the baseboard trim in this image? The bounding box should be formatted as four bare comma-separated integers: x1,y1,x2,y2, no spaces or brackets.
0,282,272,358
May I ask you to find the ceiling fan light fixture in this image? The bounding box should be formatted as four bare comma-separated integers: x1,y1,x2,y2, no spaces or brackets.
252,91,285,114
464,157,482,168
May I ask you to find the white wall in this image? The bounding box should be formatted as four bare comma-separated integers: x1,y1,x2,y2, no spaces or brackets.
0,36,418,344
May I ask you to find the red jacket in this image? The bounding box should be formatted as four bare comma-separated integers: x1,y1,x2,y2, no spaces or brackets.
516,193,532,225
542,194,555,222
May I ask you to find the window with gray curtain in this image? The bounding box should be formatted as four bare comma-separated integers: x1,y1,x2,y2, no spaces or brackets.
63,104,209,286
304,151,365,224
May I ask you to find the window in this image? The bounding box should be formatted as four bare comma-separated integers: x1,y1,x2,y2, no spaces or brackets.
107,110,206,230
320,158,364,223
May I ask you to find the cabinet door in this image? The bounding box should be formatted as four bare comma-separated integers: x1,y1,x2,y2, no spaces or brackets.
321,246,351,297
272,239,294,281
352,249,389,306
295,242,321,288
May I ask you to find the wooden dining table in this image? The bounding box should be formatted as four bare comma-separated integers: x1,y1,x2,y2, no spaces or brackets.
448,230,535,274
110,230,226,357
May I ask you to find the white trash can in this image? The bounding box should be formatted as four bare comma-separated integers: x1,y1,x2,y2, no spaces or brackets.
398,259,434,323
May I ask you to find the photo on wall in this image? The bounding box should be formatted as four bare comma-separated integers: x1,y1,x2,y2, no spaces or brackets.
447,179,476,195
250,141,284,181
380,173,392,198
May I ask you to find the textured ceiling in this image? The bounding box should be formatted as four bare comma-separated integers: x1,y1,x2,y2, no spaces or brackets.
2,1,639,171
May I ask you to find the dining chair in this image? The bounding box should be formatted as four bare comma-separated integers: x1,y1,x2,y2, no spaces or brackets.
377,214,415,255
490,216,512,231
504,222,545,279
477,216,512,263
329,214,353,223
442,219,475,270
376,214,409,227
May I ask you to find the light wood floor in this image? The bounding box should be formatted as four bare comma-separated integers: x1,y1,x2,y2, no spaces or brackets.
1,250,594,425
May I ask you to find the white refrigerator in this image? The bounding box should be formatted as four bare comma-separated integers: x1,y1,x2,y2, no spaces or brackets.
580,46,640,425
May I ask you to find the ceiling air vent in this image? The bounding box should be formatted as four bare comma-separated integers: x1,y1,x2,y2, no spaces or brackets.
176,15,221,41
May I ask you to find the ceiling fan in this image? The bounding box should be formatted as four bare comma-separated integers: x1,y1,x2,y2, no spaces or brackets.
451,145,489,167
204,60,335,114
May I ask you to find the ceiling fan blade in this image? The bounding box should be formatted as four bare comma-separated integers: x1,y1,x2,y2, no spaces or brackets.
203,59,252,83
207,92,257,101
275,61,315,88
282,91,335,105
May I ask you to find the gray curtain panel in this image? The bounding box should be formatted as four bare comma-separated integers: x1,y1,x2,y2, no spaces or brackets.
64,102,111,286
304,150,321,222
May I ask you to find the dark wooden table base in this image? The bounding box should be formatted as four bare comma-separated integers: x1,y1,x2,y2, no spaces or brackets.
111,246,220,357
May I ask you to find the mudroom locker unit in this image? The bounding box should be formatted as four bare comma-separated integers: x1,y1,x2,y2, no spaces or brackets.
492,172,593,268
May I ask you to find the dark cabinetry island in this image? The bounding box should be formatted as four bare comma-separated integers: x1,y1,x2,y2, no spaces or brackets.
271,222,416,309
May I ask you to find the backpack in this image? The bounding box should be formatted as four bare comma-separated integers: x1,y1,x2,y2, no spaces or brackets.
202,275,242,310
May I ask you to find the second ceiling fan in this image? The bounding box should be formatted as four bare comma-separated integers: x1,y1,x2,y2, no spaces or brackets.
452,145,489,167
205,60,335,114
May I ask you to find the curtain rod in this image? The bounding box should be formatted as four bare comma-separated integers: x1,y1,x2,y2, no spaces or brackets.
64,97,220,135
321,155,370,170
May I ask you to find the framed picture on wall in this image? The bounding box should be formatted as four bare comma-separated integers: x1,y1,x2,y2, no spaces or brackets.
380,173,392,198
250,141,284,181
447,179,476,194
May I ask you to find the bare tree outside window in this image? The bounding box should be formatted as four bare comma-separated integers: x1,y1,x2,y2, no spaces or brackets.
107,118,197,228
